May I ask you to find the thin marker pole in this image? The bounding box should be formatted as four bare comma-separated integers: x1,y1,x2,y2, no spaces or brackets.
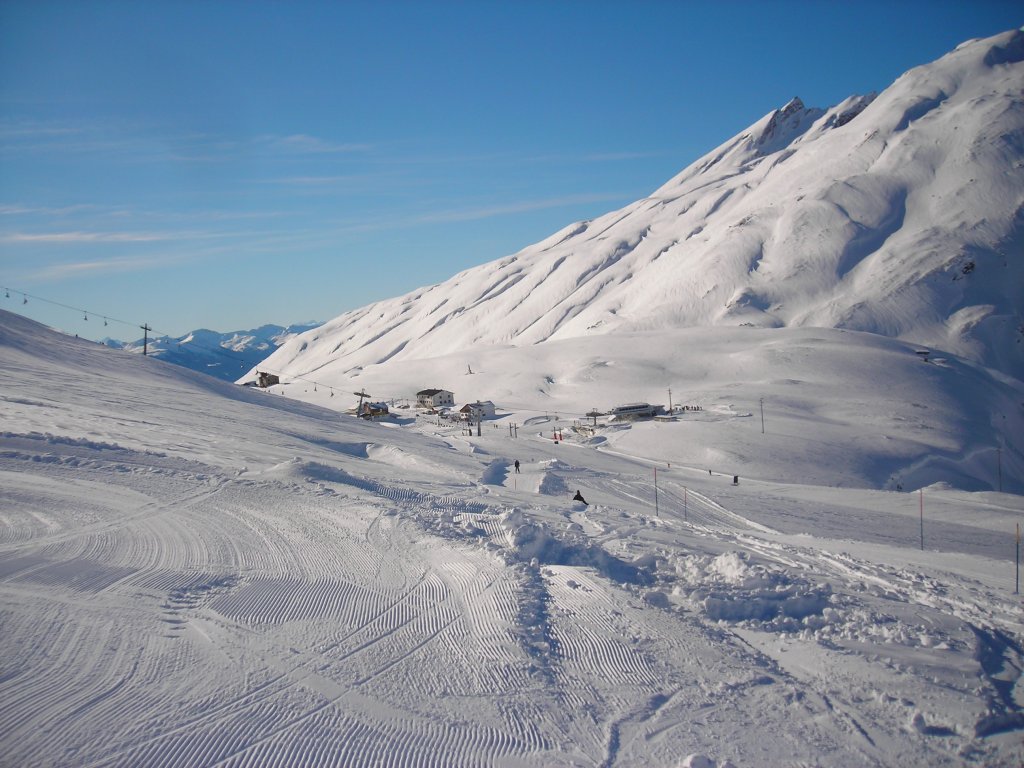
1016,522,1019,595
654,467,659,517
684,486,688,522
919,489,924,551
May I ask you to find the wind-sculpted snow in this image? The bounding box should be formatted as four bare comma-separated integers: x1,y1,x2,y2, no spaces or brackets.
256,29,1024,388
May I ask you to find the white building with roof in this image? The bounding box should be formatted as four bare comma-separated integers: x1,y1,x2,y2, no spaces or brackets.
416,388,454,409
459,401,496,420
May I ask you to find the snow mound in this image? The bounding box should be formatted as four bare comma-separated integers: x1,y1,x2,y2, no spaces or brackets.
498,509,653,585
673,551,833,628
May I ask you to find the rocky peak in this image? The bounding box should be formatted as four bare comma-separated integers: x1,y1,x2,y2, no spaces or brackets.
754,96,820,153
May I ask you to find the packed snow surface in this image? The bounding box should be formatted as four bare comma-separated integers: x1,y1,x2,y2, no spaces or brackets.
3,309,1024,767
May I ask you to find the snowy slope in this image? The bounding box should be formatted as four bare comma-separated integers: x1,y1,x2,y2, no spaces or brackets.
3,309,1024,767
257,29,1023,380
109,321,321,382
260,325,1024,494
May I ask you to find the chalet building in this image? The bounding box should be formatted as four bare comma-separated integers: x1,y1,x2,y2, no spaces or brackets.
459,400,496,421
416,388,455,409
256,371,280,388
359,402,390,420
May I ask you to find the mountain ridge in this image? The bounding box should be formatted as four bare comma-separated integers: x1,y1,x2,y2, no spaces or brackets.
108,321,322,382
254,28,1023,384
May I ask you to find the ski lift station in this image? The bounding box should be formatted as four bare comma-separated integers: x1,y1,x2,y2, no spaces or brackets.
606,402,658,420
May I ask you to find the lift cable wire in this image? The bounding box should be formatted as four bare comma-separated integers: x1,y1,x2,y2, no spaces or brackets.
1,284,348,399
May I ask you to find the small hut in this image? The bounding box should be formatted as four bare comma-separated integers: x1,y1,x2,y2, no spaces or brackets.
359,402,390,420
256,371,280,388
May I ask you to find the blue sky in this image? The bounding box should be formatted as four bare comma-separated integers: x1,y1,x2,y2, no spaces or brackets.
1,0,1020,341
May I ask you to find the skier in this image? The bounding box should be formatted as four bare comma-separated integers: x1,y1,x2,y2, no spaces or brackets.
514,460,520,473
572,490,588,505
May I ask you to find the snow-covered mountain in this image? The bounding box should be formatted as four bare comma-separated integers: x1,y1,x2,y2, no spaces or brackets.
109,321,321,382
257,29,1023,383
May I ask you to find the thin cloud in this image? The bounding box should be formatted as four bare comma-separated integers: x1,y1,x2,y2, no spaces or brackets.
368,148,665,169
0,120,85,140
20,238,252,281
1,119,371,163
257,134,373,154
583,151,665,162
268,191,629,241
0,118,160,156
26,256,169,280
2,231,171,244
413,193,624,224
0,227,266,244
261,174,374,186
0,204,101,216
0,202,288,224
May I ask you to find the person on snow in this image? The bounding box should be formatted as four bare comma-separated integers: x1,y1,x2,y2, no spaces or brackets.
514,460,520,473
572,490,588,505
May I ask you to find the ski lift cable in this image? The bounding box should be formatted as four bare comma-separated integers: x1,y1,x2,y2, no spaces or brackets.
3,284,138,329
1,284,267,369
1,284,348,398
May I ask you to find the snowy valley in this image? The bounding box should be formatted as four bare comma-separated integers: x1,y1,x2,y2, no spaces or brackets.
250,29,1024,497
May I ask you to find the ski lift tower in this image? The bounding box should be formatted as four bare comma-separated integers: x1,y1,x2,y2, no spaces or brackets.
354,389,371,414
586,409,603,427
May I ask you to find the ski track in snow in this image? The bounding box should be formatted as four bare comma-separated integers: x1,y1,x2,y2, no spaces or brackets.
5,430,1021,765
3,418,1024,767
0,450,552,767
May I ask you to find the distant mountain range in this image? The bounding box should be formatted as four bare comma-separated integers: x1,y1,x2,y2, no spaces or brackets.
255,28,1023,385
106,322,321,382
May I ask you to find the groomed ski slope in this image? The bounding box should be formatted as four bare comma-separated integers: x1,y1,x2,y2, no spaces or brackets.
1,309,1022,767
